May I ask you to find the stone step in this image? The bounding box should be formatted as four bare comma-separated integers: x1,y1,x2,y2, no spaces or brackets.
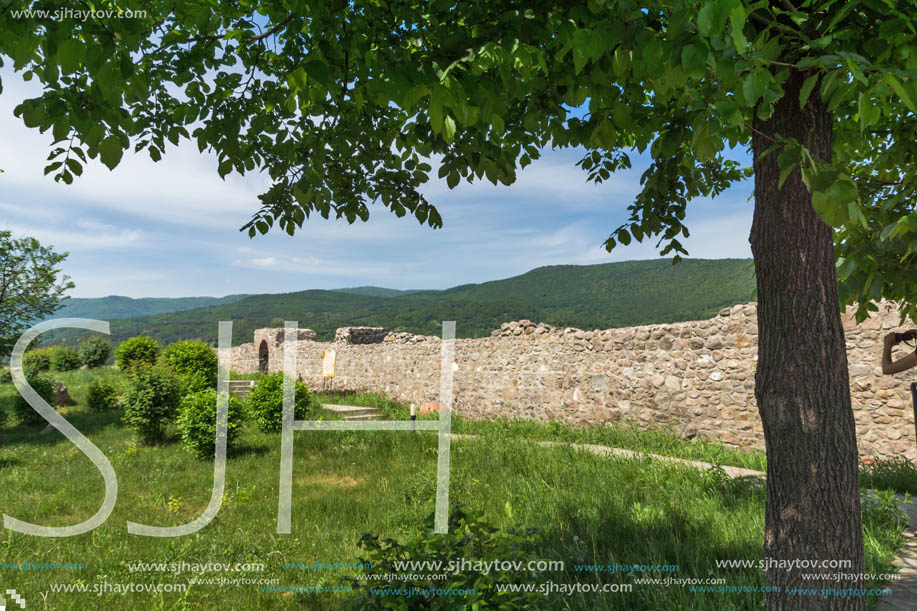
228,380,257,398
321,404,383,420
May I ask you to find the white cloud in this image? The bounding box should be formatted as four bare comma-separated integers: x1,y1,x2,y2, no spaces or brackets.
248,256,278,268
1,221,143,251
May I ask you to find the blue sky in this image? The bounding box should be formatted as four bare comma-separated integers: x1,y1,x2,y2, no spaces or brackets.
0,69,755,298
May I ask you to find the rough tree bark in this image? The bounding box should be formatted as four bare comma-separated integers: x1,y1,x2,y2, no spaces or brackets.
750,71,866,610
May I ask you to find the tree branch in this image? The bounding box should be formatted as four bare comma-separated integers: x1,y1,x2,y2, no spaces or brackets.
154,14,295,53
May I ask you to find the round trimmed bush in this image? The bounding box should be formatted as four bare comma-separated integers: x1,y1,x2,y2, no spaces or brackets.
12,374,55,426
87,381,120,412
162,340,218,393
121,364,182,444
248,372,317,432
79,335,112,368
176,389,246,459
21,349,51,378
48,346,81,371
115,336,161,372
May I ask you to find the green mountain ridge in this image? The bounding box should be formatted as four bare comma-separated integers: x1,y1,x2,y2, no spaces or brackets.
48,294,251,320
43,259,756,348
332,286,422,297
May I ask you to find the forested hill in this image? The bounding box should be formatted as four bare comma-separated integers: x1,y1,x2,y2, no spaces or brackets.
47,258,755,347
332,287,422,297
48,294,251,320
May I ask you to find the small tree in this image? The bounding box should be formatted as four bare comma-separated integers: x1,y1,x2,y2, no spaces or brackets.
48,346,81,371
79,335,112,368
121,364,182,444
248,372,317,432
86,381,120,412
0,231,73,354
11,375,55,427
176,389,246,459
114,336,161,372
161,340,218,393
21,349,51,379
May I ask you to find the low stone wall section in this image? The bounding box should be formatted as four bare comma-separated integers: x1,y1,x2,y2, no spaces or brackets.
228,302,917,460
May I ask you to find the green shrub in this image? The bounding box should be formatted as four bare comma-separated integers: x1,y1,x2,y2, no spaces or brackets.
79,335,112,368
87,381,120,412
162,340,218,393
48,346,81,371
12,375,55,427
176,389,246,459
0,366,11,384
21,349,51,378
343,504,544,609
247,372,317,432
121,364,182,444
114,336,161,372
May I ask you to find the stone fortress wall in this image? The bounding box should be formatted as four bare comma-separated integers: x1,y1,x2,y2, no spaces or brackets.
229,302,917,460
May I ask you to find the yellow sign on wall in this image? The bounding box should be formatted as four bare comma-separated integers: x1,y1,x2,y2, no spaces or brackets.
322,349,336,378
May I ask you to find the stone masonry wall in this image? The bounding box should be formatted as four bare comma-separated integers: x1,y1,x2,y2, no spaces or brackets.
229,302,917,460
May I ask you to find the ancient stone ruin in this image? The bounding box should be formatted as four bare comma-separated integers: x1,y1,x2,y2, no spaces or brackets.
334,326,389,344
229,302,917,460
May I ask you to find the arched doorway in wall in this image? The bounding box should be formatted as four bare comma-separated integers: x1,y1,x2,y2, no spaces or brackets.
258,340,269,374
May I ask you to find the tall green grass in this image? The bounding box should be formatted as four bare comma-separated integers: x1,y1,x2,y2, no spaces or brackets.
0,374,907,610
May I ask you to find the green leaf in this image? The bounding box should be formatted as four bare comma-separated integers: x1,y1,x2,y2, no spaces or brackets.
57,38,85,74
429,93,443,135
825,176,859,205
848,201,868,228
287,67,308,91
99,135,123,170
697,2,716,36
837,257,856,281
65,158,82,177
490,114,504,136
743,70,770,107
716,97,743,127
883,74,917,113
681,45,707,79
302,61,329,84
857,93,881,128
218,159,233,178
728,6,747,50
641,39,664,75
572,29,600,61
442,114,456,144
43,161,62,175
803,165,841,192
799,73,819,109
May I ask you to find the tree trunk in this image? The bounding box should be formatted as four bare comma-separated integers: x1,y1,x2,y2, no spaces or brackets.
750,71,866,610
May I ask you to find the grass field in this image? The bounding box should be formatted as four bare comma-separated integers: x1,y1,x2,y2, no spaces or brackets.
0,369,910,609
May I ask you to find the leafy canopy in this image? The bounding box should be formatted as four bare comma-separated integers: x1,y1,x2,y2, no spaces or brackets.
0,230,73,352
1,1,915,316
